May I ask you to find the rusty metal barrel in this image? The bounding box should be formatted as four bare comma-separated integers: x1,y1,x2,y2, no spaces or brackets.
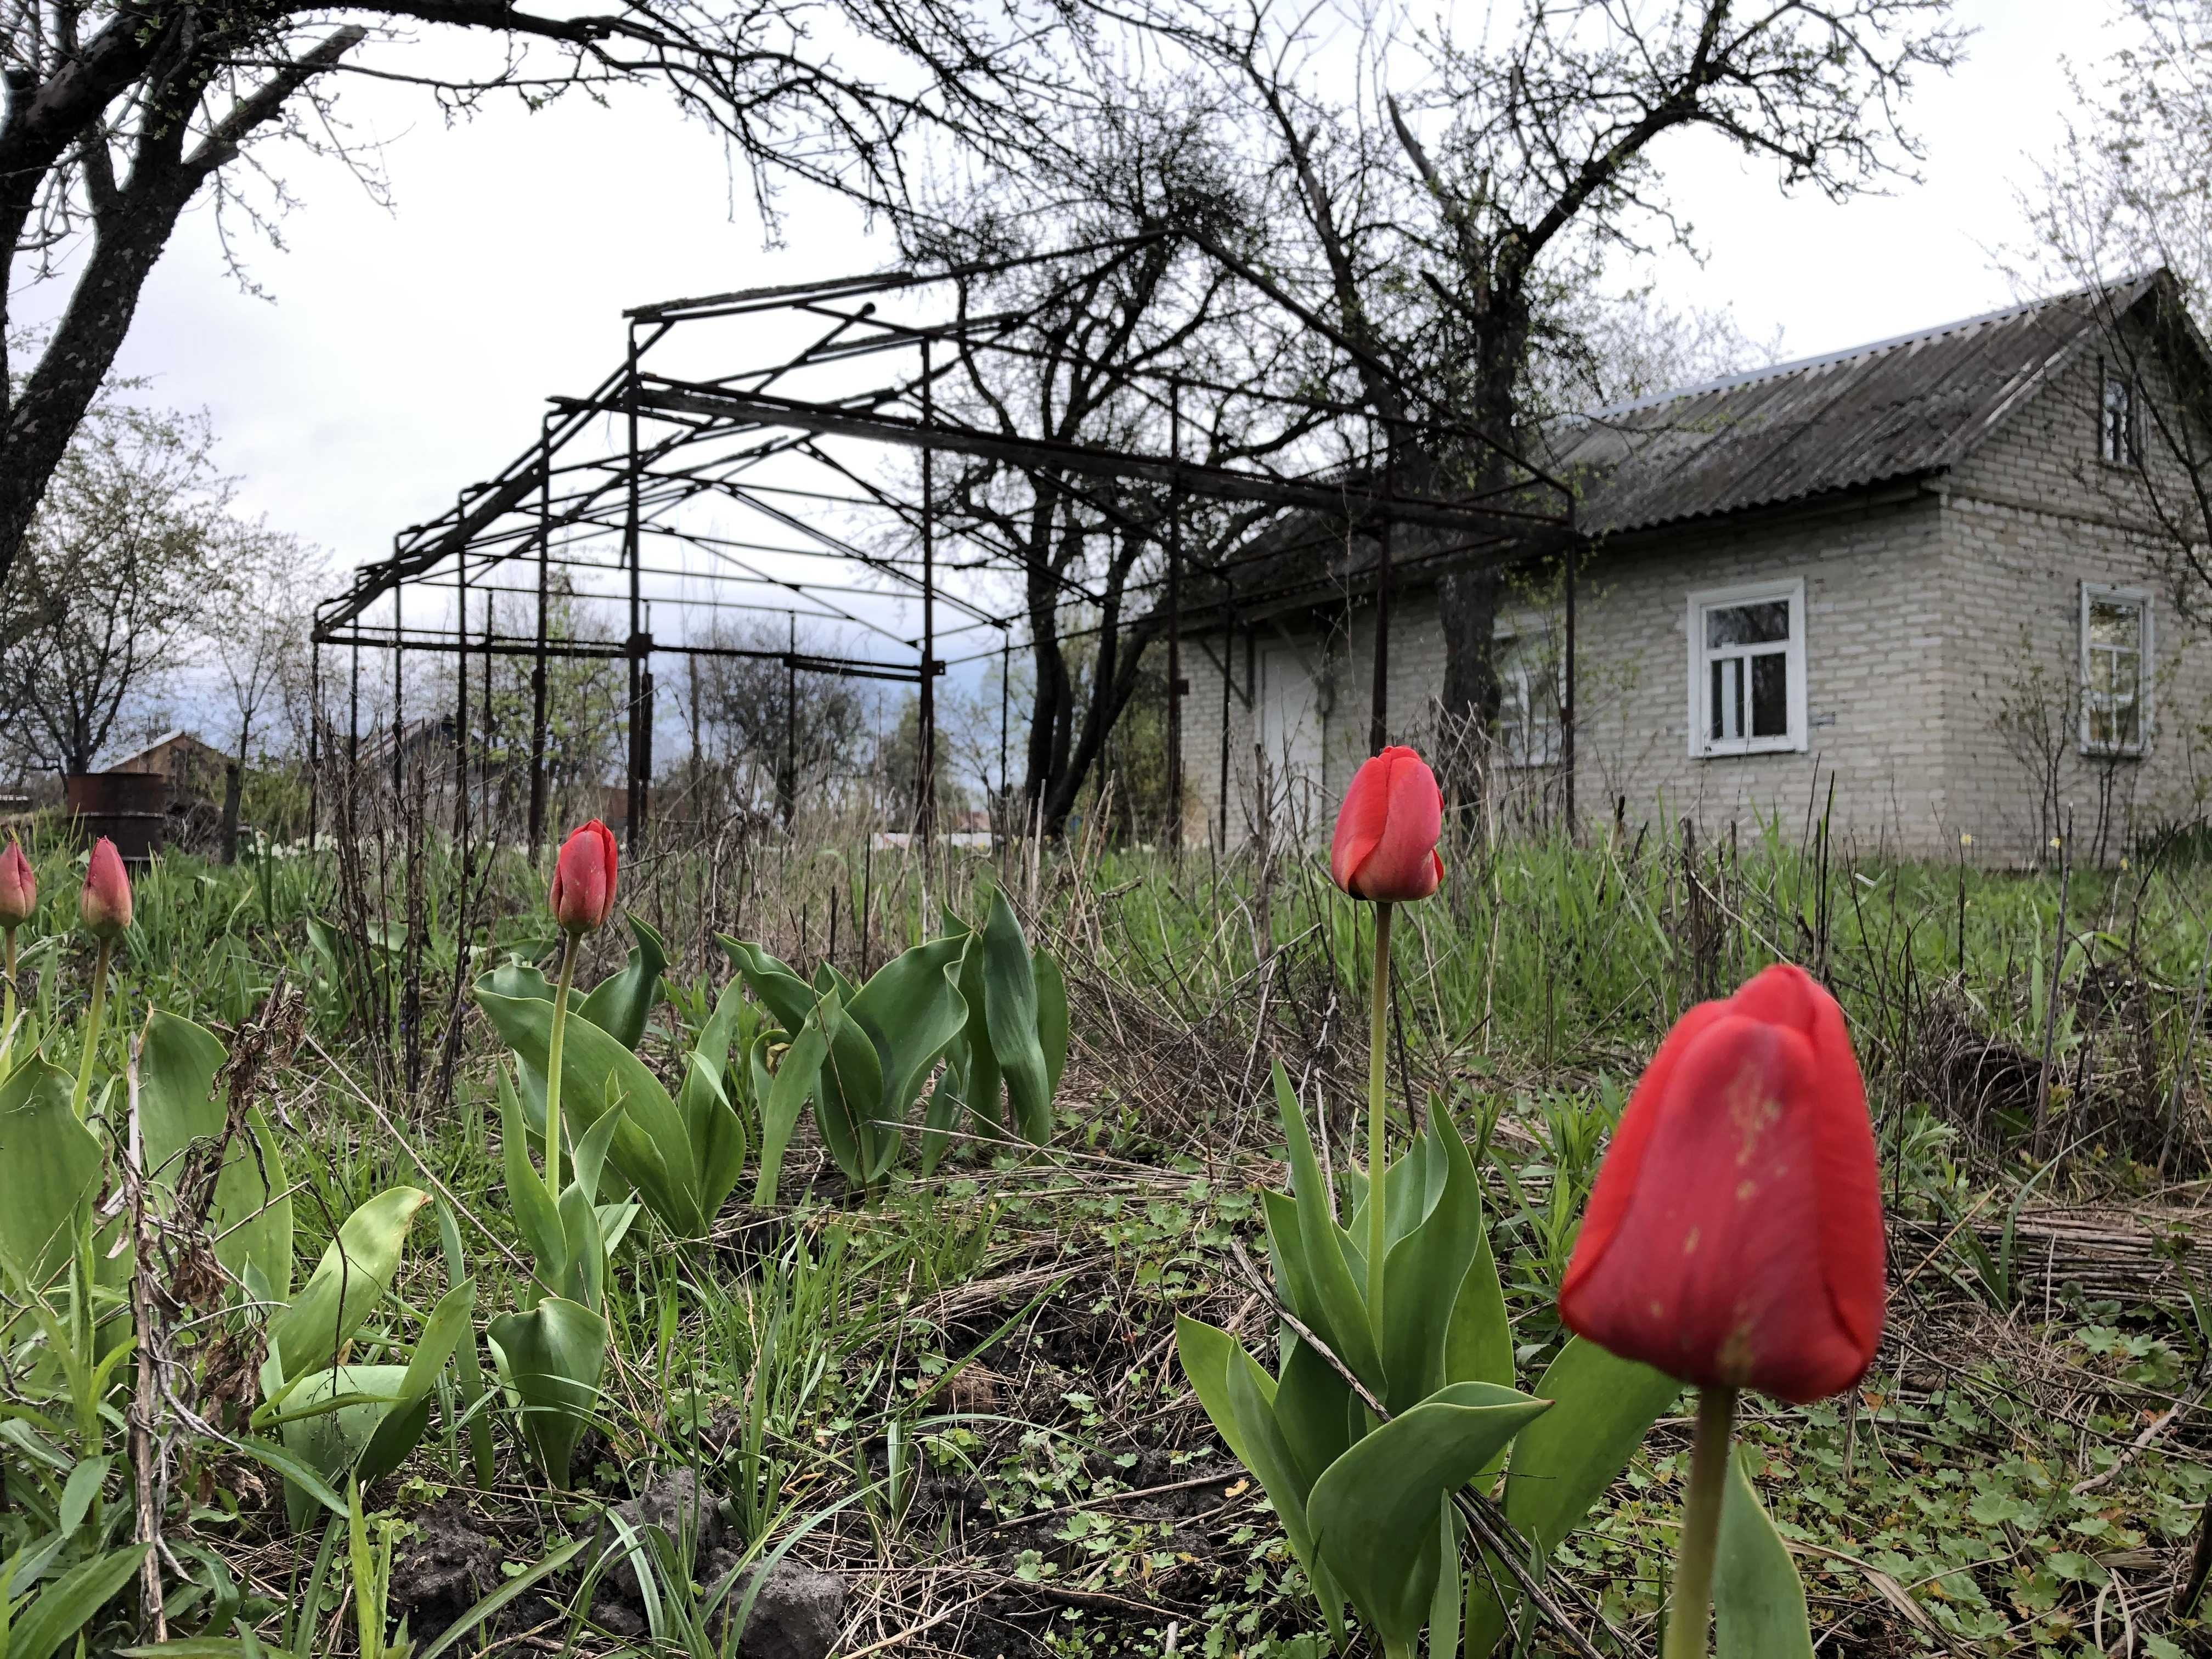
64,771,171,862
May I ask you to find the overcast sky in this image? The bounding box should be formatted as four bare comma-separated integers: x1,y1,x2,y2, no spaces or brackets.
13,0,2129,656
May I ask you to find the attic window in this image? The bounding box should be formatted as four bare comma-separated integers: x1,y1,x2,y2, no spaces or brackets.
2101,372,2140,466
2081,583,2151,756
1687,578,1808,759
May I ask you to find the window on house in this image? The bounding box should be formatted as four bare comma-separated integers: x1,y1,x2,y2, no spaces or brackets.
2101,373,2140,466
1494,623,1561,766
1687,578,1807,757
2081,583,2151,755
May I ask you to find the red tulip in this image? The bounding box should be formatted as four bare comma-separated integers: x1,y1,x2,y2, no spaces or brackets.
549,819,618,935
1558,963,1885,1405
1329,746,1444,902
0,840,33,927
80,837,132,940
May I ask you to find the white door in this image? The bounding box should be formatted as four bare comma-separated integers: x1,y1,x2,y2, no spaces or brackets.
1257,638,1326,840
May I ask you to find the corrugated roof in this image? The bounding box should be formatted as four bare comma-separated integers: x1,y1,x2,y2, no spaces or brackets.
1552,274,2160,538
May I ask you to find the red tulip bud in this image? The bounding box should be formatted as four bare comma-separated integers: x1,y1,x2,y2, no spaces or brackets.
549,819,618,935
80,837,132,941
1329,745,1444,902
0,840,33,928
1558,963,1886,1404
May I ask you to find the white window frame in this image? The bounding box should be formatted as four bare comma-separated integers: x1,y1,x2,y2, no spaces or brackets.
1493,612,1564,768
1686,576,1809,759
2079,582,2152,757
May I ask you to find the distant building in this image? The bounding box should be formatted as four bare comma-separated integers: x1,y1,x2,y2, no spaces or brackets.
1181,273,2212,864
111,730,232,803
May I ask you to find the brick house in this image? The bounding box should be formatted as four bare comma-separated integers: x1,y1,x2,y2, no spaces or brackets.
1178,274,2212,865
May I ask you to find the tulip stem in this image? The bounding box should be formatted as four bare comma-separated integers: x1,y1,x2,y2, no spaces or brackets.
546,931,578,1197
1,924,18,1075
1366,900,1393,1327
72,938,113,1120
1666,1384,1738,1659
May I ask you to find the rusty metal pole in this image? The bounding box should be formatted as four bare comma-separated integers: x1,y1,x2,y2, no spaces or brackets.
1563,539,1578,838
529,417,552,854
999,632,1011,835
1218,606,1234,850
1167,381,1184,847
454,546,469,840
624,327,645,853
917,339,937,842
349,638,360,769
1368,425,1395,757
391,540,405,802
789,614,800,810
308,641,321,844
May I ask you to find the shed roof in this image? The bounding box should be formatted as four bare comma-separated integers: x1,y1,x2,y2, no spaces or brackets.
1551,273,2163,538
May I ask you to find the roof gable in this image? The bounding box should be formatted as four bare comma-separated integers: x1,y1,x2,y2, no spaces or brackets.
1551,273,2168,538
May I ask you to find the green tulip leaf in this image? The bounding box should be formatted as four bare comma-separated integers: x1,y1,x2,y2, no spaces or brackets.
678,978,749,1216
0,1057,104,1294
578,916,669,1051
1272,1060,1384,1388
1035,949,1069,1098
268,1186,431,1384
276,1363,409,1532
954,936,1003,1133
129,1018,288,1286
978,888,1054,1144
1273,1336,1358,1495
499,1065,567,1301
476,984,701,1234
354,1276,478,1489
918,1058,965,1175
755,1015,826,1204
1443,1228,1513,1393
488,1295,607,1488
850,932,970,1146
1714,1447,1815,1659
1307,1383,1551,1658
1378,1111,1486,1415
137,1009,227,1177
1463,1340,1677,1656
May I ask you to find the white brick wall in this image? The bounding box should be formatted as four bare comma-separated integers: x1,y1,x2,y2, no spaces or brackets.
1177,321,2212,864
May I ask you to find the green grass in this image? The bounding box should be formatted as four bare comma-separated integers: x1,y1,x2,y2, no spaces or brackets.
0,814,2207,1657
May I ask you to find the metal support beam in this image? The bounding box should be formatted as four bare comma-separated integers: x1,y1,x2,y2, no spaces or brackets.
916,340,936,842
530,419,551,853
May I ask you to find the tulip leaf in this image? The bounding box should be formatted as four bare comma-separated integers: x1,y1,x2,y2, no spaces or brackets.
678,978,749,1217
268,1186,431,1384
1443,1231,1513,1393
354,1277,478,1489
726,940,885,1184
1462,1340,1676,1656
475,985,702,1234
755,1015,826,1205
1307,1383,1550,1659
215,1111,295,1305
499,1066,567,1302
954,938,1004,1133
977,888,1054,1145
1378,1110,1486,1415
1714,1448,1815,1659
276,1363,409,1532
848,931,970,1164
1177,1316,1349,1646
0,1057,104,1294
917,1059,965,1175
1273,1336,1357,1494
137,1009,227,1175
578,916,669,1051
1272,1060,1384,1389
488,1295,607,1489
1035,949,1069,1098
